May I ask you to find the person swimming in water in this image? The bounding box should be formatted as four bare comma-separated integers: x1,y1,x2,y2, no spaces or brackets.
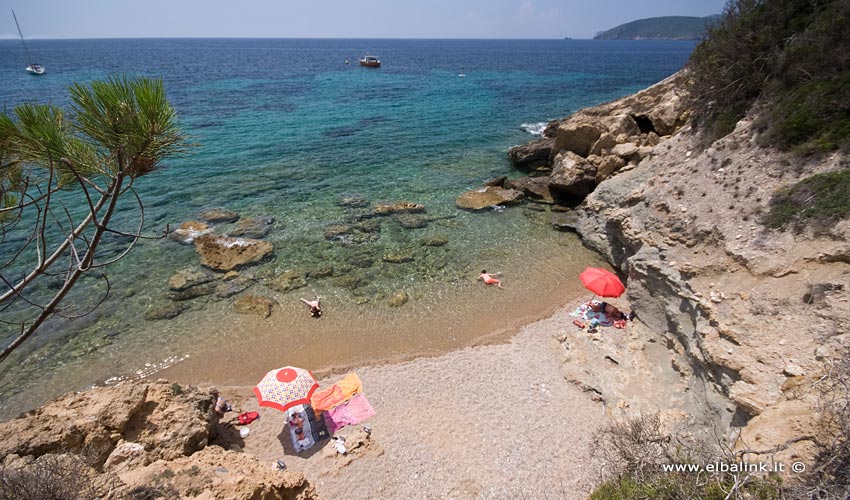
300,296,322,318
478,270,503,289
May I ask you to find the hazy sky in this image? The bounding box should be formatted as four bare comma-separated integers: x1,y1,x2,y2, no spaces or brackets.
2,0,727,40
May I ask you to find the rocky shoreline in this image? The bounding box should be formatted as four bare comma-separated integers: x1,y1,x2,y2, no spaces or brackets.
2,69,847,496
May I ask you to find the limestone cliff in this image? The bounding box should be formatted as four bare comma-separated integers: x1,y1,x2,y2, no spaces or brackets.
519,69,849,464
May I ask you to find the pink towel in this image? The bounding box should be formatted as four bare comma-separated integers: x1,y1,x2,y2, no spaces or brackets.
323,393,376,434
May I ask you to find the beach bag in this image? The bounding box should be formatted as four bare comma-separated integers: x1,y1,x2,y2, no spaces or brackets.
238,411,260,425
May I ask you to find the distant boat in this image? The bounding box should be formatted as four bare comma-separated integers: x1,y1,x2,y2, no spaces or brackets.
359,55,381,68
458,73,466,78
12,9,44,75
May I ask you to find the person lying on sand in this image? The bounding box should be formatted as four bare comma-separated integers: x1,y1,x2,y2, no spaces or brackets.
588,301,634,321
478,270,503,289
300,297,322,318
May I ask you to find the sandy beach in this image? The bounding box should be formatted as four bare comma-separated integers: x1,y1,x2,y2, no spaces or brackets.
216,304,608,500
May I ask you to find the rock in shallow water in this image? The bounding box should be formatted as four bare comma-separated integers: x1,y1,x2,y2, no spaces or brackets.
194,235,273,272
455,186,524,211
233,295,273,318
169,221,213,245
145,303,187,321
226,216,275,239
387,290,409,307
198,208,240,224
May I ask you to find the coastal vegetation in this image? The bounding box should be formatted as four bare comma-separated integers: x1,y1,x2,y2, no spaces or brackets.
689,0,850,152
0,76,188,363
593,16,719,41
765,169,850,230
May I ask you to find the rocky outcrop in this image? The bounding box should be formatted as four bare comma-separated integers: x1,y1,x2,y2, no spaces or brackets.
507,137,555,170
567,106,850,464
0,380,320,499
461,71,692,216
194,235,273,272
455,186,524,210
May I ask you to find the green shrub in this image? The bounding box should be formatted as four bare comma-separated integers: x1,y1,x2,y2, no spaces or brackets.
688,0,850,151
765,168,850,229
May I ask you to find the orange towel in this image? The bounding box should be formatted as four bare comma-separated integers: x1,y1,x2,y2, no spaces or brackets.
311,373,363,414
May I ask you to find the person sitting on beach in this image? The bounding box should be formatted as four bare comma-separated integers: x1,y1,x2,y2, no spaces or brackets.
478,270,503,289
214,396,231,418
300,297,322,318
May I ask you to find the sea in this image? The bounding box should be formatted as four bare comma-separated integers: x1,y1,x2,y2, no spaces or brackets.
0,38,695,419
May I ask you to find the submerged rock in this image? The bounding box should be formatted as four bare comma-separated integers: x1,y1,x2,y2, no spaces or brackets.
144,303,187,321
168,268,216,291
226,216,275,239
268,270,308,293
233,295,273,318
194,235,273,272
421,234,449,247
387,289,409,307
372,202,426,216
324,224,353,240
339,195,369,208
214,274,255,298
198,208,240,224
383,252,415,264
455,186,524,211
395,214,429,229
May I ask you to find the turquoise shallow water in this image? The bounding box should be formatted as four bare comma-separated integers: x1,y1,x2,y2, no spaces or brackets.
0,39,694,418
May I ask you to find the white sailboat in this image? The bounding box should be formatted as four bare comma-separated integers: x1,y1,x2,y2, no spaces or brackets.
12,9,45,75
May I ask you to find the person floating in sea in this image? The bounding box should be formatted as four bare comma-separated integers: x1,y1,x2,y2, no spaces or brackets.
300,296,322,318
478,270,503,289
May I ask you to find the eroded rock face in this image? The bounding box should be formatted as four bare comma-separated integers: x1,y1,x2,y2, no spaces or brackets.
548,151,597,201
570,107,850,465
0,381,213,467
455,186,524,210
508,137,555,170
0,381,322,500
194,235,273,272
504,176,555,203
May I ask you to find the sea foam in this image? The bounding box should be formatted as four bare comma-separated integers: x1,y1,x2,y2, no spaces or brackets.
520,122,547,136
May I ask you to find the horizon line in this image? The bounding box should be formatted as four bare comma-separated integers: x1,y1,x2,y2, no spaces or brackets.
0,36,700,42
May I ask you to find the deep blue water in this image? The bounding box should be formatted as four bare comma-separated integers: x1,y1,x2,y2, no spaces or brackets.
0,38,694,417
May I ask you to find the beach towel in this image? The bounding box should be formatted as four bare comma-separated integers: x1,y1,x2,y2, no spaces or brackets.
323,393,376,434
311,372,363,414
569,304,614,327
286,404,328,452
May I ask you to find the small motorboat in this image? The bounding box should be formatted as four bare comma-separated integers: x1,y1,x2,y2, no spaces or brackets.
26,64,45,75
359,55,381,68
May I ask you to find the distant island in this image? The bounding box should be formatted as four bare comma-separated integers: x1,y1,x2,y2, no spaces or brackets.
593,15,719,40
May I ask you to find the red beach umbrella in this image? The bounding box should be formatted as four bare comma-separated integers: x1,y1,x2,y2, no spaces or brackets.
253,366,319,413
579,267,625,298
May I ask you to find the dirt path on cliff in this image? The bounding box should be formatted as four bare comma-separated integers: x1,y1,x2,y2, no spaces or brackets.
217,307,608,500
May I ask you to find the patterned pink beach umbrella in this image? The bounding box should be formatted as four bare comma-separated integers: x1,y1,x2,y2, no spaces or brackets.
253,366,319,413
